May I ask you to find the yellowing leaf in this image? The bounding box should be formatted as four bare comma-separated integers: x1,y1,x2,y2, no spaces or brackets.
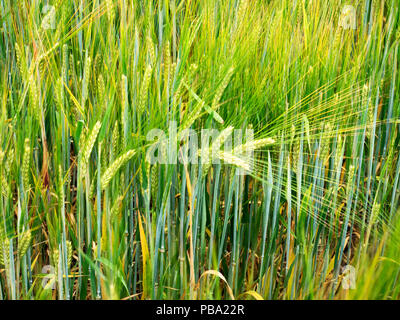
138,212,151,299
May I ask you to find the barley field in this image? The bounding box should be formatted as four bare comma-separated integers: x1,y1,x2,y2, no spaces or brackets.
0,0,399,300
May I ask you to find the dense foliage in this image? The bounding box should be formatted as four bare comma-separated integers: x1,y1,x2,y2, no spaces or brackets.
0,0,399,300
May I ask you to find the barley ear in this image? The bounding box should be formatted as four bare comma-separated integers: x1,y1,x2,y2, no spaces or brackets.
138,65,152,115
101,149,136,190
22,138,31,190
80,121,102,176
212,67,234,109
66,240,73,267
18,230,32,258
